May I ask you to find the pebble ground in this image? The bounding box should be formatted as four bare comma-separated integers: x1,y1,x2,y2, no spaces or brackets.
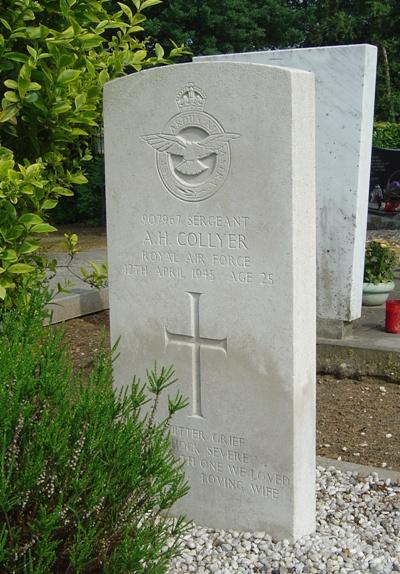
167,467,400,574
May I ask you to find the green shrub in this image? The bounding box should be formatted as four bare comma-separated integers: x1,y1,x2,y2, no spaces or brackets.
372,122,400,149
0,0,189,306
0,291,190,573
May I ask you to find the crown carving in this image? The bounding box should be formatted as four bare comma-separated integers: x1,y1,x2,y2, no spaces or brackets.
176,83,206,112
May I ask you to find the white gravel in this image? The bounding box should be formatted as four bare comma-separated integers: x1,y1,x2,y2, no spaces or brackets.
167,466,400,573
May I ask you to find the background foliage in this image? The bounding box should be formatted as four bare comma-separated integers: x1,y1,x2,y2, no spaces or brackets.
372,122,400,148
145,0,400,123
0,291,189,572
52,156,106,225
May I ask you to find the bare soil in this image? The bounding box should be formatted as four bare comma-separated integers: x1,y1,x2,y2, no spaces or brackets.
59,310,400,472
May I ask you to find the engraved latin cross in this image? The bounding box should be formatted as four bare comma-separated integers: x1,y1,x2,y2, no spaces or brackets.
164,292,227,419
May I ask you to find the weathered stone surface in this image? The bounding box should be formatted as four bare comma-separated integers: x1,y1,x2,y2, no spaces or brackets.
196,45,377,323
104,62,316,540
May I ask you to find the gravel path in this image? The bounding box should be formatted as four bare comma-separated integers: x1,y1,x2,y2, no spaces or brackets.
167,467,400,574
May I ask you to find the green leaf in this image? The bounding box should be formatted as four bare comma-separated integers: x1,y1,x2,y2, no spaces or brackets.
85,57,95,77
132,13,147,25
18,240,40,254
0,158,14,177
70,128,88,135
0,285,6,300
31,223,57,233
0,105,18,123
140,0,163,9
57,69,81,84
27,45,37,58
8,263,36,274
18,213,43,226
26,27,42,40
132,50,147,61
4,79,17,89
52,101,72,114
5,52,28,63
99,69,109,85
1,249,17,262
18,76,31,98
69,174,87,184
4,91,18,103
74,93,86,109
0,18,11,31
118,3,133,20
42,199,58,210
80,33,104,49
32,98,48,113
25,92,39,104
28,82,41,91
52,186,74,196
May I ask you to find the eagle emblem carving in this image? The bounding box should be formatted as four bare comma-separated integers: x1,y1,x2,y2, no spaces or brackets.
142,133,240,176
142,83,240,202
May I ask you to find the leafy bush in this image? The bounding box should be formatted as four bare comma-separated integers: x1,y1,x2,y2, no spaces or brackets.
0,291,189,572
0,146,60,303
0,0,188,306
364,239,398,284
51,156,106,225
372,122,400,149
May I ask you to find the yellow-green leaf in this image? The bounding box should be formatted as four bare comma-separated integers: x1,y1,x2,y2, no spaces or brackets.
4,79,17,89
57,69,81,84
8,263,36,274
5,52,28,63
0,158,14,177
52,101,72,114
70,128,88,135
19,213,43,226
118,3,133,20
31,223,57,233
0,105,18,123
69,174,87,184
18,241,40,254
0,285,6,300
1,249,17,262
74,93,86,109
99,69,109,85
42,198,58,210
0,18,11,31
52,186,74,196
28,82,41,91
81,33,104,49
140,0,162,9
4,91,19,103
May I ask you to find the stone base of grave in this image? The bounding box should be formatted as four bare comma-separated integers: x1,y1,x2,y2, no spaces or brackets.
46,288,109,324
368,211,400,230
317,341,400,381
317,318,353,340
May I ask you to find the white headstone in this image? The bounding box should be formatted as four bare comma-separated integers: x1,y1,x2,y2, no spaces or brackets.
196,45,377,326
104,62,316,540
